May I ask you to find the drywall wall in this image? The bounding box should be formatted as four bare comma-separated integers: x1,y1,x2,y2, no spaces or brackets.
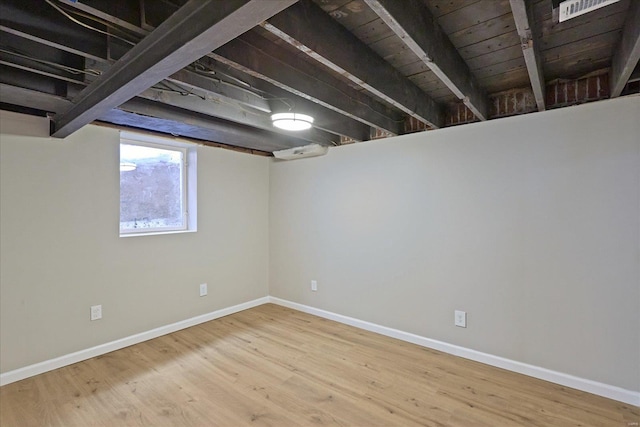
0,111,270,373
269,95,640,392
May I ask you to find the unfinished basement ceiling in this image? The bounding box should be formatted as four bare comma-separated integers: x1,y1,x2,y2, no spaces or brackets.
0,0,638,155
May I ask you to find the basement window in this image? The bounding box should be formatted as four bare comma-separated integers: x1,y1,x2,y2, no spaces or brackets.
119,132,197,236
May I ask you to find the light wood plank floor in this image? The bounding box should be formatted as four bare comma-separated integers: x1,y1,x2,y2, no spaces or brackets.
1,304,638,426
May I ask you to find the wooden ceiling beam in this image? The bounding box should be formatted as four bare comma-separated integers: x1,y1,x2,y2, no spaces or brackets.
0,0,112,63
261,0,443,128
135,86,338,147
610,0,640,97
0,25,113,65
206,62,372,141
509,0,546,111
364,0,489,120
50,0,298,138
0,82,310,151
57,0,150,38
0,83,71,113
3,17,363,144
167,69,272,114
210,33,402,134
108,98,310,152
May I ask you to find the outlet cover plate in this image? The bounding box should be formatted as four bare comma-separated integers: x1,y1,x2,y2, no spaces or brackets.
311,280,317,292
90,305,102,321
199,283,208,297
454,310,466,328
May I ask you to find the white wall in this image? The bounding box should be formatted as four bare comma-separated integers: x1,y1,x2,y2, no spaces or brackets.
269,96,640,392
0,112,270,373
2,96,638,394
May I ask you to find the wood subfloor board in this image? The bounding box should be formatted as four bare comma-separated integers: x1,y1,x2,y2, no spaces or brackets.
1,303,638,426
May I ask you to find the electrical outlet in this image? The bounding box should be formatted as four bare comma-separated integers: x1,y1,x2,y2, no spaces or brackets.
90,305,102,321
199,283,208,297
311,280,317,292
454,310,466,328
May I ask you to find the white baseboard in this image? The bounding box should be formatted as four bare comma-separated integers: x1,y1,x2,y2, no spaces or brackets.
0,297,269,387
3,295,638,407
268,297,640,407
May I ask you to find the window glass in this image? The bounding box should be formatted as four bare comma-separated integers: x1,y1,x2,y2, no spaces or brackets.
120,141,187,234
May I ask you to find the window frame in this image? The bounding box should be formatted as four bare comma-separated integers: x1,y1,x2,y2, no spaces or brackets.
119,131,197,237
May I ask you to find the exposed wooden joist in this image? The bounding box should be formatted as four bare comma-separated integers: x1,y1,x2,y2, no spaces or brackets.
0,25,109,65
2,19,365,144
0,83,71,113
0,81,272,157
136,87,338,146
610,0,640,97
94,120,273,156
83,59,272,115
51,0,298,138
168,69,271,114
509,0,546,111
0,0,120,62
0,58,86,86
109,98,309,152
0,83,309,151
261,0,443,128
211,33,402,134
166,67,368,142
208,61,372,141
364,0,488,120
0,24,131,63
58,0,150,38
3,10,369,142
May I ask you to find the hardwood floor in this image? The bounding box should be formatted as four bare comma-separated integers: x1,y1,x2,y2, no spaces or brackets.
1,304,638,426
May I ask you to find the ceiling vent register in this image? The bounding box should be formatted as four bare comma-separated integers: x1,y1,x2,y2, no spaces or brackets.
557,0,620,22
273,144,329,160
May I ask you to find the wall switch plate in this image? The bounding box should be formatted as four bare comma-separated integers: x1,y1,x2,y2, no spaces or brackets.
199,283,208,297
311,280,317,292
454,310,466,328
90,305,102,321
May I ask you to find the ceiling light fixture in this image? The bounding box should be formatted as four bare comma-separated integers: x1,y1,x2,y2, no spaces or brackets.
271,112,314,131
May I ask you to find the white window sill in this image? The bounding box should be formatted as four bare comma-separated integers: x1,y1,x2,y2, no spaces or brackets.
119,229,197,238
